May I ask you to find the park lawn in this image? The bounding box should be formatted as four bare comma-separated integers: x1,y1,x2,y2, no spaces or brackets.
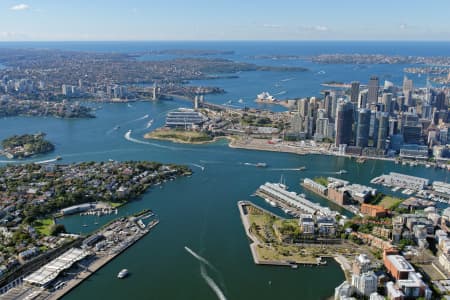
145,129,213,143
35,218,55,236
378,195,403,209
109,202,124,208
256,244,318,264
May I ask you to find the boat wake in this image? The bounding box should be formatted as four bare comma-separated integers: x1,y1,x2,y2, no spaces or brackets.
200,160,223,164
34,158,59,164
274,91,287,96
280,77,295,82
184,246,215,270
200,265,227,300
190,163,205,171
184,246,227,300
124,131,178,150
0,160,19,164
107,114,149,134
146,119,154,129
269,168,304,171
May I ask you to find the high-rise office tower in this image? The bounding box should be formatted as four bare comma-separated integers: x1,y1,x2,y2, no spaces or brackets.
335,101,354,146
330,91,338,121
358,90,368,109
382,93,393,114
436,91,447,110
356,109,371,148
298,98,309,118
367,76,379,105
376,113,389,150
324,94,332,118
350,81,360,104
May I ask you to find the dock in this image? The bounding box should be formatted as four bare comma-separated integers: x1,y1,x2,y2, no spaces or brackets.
48,219,159,300
1,212,159,300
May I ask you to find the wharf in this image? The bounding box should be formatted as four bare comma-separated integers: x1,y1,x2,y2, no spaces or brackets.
300,182,357,215
254,190,301,217
48,220,159,300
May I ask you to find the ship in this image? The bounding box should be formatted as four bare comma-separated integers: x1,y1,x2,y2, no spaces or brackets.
256,162,268,168
117,269,129,279
297,166,306,171
336,169,347,175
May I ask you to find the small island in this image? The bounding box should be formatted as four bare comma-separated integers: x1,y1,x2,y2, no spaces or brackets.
1,133,55,159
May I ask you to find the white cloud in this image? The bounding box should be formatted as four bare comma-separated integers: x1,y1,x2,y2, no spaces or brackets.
263,24,282,29
0,31,29,40
10,4,30,11
298,25,330,32
313,25,329,32
399,23,408,30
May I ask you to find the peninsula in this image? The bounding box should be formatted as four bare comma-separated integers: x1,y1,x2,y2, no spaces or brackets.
0,160,191,284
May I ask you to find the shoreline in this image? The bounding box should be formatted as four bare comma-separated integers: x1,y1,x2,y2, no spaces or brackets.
144,132,232,145
48,220,159,300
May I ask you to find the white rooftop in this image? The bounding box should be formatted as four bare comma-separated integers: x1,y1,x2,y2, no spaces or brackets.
24,248,89,287
387,255,414,273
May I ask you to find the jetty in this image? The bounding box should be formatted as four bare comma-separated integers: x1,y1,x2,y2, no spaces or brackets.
1,211,159,300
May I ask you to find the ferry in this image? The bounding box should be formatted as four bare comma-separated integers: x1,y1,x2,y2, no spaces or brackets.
56,156,62,161
336,169,347,175
117,269,129,279
297,166,307,171
256,162,268,168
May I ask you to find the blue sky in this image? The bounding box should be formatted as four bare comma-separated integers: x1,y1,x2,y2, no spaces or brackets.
1,0,450,41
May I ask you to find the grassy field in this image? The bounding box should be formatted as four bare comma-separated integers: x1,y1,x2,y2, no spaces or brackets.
35,218,55,236
144,129,213,144
378,195,403,209
313,177,328,187
256,244,318,264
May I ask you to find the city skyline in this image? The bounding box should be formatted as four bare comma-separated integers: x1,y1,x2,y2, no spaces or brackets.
1,0,450,41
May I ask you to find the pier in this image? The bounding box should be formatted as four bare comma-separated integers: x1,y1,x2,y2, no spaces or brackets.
1,212,159,300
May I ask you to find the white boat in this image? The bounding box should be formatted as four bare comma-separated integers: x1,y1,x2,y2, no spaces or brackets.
238,99,244,104
256,162,267,168
146,119,154,128
269,201,277,207
117,269,129,279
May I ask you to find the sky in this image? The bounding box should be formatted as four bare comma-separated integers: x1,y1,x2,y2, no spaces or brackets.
1,0,450,41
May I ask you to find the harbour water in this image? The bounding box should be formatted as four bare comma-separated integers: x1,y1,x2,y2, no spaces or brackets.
0,41,449,299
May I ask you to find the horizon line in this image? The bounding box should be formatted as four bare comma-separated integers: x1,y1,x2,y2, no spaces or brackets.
1,39,450,43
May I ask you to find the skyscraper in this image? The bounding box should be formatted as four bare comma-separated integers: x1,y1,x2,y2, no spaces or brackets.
335,101,354,146
382,93,393,114
298,98,309,118
376,112,389,150
368,76,379,105
358,90,368,109
324,94,332,118
356,109,371,148
350,81,360,104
